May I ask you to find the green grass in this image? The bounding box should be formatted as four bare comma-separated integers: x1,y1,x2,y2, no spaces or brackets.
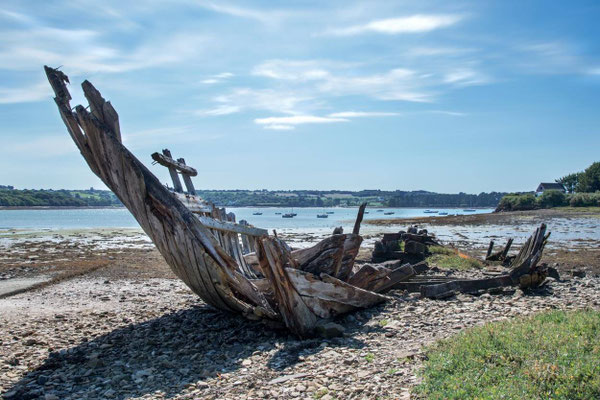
426,245,483,270
364,353,375,363
415,310,600,399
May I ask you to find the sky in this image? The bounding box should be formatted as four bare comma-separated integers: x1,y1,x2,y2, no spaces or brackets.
1,0,599,193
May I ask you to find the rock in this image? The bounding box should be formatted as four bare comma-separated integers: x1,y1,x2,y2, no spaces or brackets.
572,270,586,278
314,321,346,338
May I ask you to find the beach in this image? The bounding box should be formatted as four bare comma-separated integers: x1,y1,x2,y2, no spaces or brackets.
1,207,600,399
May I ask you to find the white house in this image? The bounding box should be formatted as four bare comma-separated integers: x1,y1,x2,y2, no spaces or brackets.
535,182,566,196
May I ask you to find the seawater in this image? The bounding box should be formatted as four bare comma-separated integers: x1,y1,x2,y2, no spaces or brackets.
0,207,493,231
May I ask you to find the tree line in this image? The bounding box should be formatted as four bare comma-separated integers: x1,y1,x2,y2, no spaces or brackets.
197,190,506,208
496,161,600,211
0,188,122,207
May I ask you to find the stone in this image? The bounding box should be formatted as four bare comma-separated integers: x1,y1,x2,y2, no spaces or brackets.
572,269,586,278
314,321,346,338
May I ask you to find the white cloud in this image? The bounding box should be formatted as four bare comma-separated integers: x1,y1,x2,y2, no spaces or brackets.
328,111,399,118
326,14,463,36
517,41,597,76
0,17,206,74
255,114,348,130
424,110,467,117
405,46,476,57
443,68,490,86
0,81,51,104
263,124,294,130
253,60,331,81
255,115,348,125
197,2,290,26
196,105,241,116
253,60,432,102
201,72,234,84
196,88,313,117
317,68,432,102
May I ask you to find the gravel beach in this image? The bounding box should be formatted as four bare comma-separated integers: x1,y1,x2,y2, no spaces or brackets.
2,209,600,399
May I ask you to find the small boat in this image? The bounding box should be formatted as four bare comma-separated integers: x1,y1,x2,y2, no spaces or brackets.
463,209,476,212
317,214,328,218
384,211,395,215
252,212,263,215
439,212,448,216
364,211,369,214
424,210,438,214
326,211,334,214
282,213,295,218
275,212,282,215
376,210,384,212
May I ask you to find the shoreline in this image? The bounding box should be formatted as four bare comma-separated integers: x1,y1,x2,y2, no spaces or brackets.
0,205,494,211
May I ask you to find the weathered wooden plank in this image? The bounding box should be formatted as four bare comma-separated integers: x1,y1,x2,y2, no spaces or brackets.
336,234,362,281
197,216,268,236
173,192,213,213
293,235,345,275
161,149,184,193
420,275,514,298
177,157,196,194
286,268,387,319
258,237,317,336
151,150,198,176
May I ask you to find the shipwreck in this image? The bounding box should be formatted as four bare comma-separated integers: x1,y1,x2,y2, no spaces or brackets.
45,66,556,337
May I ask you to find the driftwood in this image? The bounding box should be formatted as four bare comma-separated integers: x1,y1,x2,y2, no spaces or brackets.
44,67,393,337
485,238,513,262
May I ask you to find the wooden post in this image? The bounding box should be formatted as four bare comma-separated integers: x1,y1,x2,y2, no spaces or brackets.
353,202,367,235
486,241,494,259
162,149,183,193
177,157,196,194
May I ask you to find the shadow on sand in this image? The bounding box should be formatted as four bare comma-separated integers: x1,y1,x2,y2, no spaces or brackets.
5,303,385,399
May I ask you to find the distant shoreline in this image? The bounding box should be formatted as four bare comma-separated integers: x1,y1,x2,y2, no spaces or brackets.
0,205,493,211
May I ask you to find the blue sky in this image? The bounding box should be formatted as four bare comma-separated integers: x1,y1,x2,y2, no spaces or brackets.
1,0,599,193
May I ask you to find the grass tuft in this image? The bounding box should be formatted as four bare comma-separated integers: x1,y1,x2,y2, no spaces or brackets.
415,310,600,399
426,246,483,270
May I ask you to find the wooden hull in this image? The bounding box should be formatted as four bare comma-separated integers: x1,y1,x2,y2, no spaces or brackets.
44,67,395,336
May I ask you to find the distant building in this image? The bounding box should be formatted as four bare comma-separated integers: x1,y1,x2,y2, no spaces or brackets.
535,182,566,196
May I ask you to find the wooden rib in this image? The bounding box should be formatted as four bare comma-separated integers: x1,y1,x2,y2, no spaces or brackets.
257,237,317,336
